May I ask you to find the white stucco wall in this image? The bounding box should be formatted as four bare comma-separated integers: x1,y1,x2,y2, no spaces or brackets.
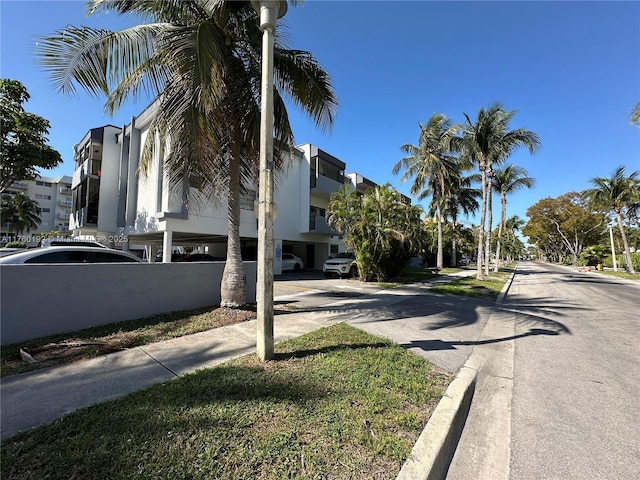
1,262,257,345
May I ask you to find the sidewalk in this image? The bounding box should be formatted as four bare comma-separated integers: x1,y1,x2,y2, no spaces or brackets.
1,268,482,441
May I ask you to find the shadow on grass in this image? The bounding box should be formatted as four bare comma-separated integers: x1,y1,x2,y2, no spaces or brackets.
273,342,390,361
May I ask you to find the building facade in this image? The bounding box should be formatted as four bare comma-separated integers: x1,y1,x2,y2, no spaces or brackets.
1,175,73,245
67,102,379,270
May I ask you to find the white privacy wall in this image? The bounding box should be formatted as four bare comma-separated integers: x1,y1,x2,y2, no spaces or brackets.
0,262,257,345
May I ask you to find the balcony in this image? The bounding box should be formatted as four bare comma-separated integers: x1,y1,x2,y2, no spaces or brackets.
57,212,71,220
310,174,344,200
309,215,336,235
59,199,73,207
10,181,28,189
59,187,72,195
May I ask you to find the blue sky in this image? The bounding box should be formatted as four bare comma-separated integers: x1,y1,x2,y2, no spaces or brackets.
1,0,639,229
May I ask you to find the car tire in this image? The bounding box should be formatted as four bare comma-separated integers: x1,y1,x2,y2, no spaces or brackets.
294,263,301,272
349,265,358,278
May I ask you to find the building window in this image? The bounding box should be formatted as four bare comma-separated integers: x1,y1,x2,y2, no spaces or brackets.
39,208,51,213
35,194,52,200
36,180,53,187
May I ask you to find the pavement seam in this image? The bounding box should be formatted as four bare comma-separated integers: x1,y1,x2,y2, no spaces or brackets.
138,346,179,377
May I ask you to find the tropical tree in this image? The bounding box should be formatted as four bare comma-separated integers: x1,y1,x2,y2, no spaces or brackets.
523,193,606,264
393,113,462,270
1,192,41,238
583,166,640,274
492,164,535,271
327,184,424,281
36,0,337,307
440,174,480,267
0,79,62,193
460,104,540,279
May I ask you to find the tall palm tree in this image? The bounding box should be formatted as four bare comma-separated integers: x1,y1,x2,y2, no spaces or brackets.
460,104,540,280
393,113,461,270
1,192,41,239
441,174,481,267
631,101,640,126
583,166,640,274
492,164,535,271
36,0,337,307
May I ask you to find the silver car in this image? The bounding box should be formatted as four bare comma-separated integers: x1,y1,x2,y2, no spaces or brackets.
0,246,144,264
322,252,357,278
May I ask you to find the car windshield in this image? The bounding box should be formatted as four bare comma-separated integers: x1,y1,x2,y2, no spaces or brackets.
334,252,354,258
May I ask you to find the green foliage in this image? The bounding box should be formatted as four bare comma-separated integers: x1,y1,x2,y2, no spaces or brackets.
0,192,42,235
0,79,62,192
579,245,607,266
4,241,27,248
327,184,425,281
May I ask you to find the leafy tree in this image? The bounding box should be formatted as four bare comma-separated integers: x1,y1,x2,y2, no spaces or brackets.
583,166,640,274
460,104,540,279
393,113,462,270
327,184,424,281
1,192,41,238
0,79,63,193
492,164,535,271
523,193,606,264
36,0,337,307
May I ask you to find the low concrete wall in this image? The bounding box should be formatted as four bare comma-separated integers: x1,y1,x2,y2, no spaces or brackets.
0,262,256,345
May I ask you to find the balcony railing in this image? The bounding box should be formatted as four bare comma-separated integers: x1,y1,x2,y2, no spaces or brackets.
11,181,28,189
309,215,336,235
59,187,72,195
57,212,71,220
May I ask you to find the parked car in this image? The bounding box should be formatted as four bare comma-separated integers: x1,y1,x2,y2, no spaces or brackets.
0,246,145,264
176,253,225,262
323,252,357,278
281,253,304,271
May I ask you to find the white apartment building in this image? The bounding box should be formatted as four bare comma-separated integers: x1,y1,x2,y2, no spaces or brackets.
68,102,380,270
1,175,73,245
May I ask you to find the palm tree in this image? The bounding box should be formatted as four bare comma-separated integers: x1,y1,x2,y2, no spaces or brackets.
505,215,526,262
460,104,540,280
36,0,337,307
1,192,41,239
583,166,640,274
393,113,461,270
492,164,535,271
441,174,481,267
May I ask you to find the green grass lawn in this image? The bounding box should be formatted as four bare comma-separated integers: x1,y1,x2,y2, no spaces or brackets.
1,323,452,480
430,268,513,299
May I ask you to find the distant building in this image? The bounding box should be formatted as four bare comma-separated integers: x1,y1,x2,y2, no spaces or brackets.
1,175,73,245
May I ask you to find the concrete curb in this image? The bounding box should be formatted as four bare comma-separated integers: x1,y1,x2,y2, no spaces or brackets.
396,366,477,480
396,266,517,480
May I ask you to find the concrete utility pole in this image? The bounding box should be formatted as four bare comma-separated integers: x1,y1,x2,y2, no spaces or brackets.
609,225,618,272
252,0,287,361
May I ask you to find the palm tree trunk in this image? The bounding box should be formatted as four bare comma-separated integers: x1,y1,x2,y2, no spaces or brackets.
451,220,458,268
494,195,506,273
220,127,247,308
617,212,636,274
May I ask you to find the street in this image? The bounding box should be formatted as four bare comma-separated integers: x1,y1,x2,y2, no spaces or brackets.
276,263,640,479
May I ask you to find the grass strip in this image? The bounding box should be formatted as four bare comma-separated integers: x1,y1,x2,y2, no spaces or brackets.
1,306,255,378
431,269,513,299
1,323,452,480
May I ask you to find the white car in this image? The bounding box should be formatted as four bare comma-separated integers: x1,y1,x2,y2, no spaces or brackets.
281,253,304,271
0,246,144,264
323,252,358,278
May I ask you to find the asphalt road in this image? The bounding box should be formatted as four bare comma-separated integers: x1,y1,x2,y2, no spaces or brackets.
276,265,640,479
507,262,640,480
